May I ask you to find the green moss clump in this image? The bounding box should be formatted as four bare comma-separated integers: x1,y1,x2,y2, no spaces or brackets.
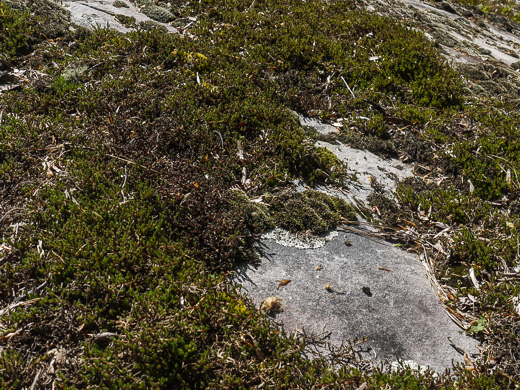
116,14,137,28
0,3,34,58
229,189,359,237
269,190,356,235
307,146,350,185
1,0,69,51
229,189,275,235
142,5,175,23
138,20,169,31
113,0,130,7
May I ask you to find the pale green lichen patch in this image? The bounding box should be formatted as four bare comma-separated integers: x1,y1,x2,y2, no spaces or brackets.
263,227,339,249
61,65,89,82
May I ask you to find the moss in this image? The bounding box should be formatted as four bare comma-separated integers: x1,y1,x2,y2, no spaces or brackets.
0,3,34,58
229,189,358,237
116,14,137,27
138,19,169,31
367,192,403,227
113,0,130,7
229,189,275,235
141,5,175,23
4,0,70,42
309,146,350,184
269,190,356,235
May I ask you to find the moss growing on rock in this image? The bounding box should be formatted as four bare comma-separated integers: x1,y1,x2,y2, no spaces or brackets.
138,19,169,31
142,5,175,23
113,0,130,7
269,190,357,235
230,189,357,236
116,14,137,27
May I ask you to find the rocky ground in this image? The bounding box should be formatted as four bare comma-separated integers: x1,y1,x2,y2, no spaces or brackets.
1,0,520,388
240,0,520,374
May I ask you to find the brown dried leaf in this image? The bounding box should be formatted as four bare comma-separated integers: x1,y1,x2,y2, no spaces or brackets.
276,279,291,290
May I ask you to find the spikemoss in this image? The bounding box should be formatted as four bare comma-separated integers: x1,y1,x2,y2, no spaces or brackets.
0,3,34,58
0,0,519,387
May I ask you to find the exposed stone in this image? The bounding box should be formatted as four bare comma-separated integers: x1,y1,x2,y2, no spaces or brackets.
235,230,479,372
61,0,178,33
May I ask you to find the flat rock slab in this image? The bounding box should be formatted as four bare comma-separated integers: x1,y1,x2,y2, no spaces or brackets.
62,0,178,33
316,140,412,204
235,231,479,372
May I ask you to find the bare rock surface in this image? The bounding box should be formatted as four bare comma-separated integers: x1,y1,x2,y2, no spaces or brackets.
316,140,412,204
235,230,479,372
62,0,178,33
368,0,520,67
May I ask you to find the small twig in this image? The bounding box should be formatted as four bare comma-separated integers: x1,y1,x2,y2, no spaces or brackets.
502,272,520,278
338,224,393,246
445,306,468,330
267,53,277,62
30,369,41,390
10,73,30,83
448,337,465,356
469,267,481,291
340,76,356,99
213,130,224,150
89,332,121,344
107,154,161,174
13,281,48,303
336,187,371,220
51,251,65,264
0,207,24,223
420,246,473,330
0,298,42,318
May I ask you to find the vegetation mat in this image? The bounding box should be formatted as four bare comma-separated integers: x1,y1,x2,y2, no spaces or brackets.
0,0,519,388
